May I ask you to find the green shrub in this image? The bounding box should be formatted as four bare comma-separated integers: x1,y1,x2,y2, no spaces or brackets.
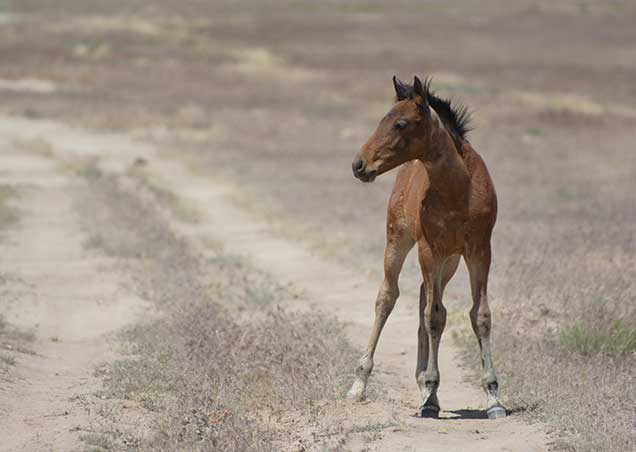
559,321,636,357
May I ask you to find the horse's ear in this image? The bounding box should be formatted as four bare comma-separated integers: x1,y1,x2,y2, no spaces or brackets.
393,75,408,101
413,76,428,106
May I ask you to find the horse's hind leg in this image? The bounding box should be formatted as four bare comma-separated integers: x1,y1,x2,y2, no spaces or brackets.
465,243,506,419
347,228,414,401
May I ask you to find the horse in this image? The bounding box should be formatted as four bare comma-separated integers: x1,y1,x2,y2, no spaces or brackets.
349,75,505,419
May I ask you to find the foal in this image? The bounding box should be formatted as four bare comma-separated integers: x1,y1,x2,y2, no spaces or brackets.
349,76,505,419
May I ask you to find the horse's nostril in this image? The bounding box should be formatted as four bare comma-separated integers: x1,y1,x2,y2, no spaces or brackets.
354,160,365,172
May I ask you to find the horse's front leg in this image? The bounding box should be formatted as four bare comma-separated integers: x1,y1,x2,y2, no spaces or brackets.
466,243,506,419
347,233,413,401
416,249,447,417
347,278,398,401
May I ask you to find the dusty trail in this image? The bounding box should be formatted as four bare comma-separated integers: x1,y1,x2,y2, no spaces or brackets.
0,135,151,451
0,116,547,451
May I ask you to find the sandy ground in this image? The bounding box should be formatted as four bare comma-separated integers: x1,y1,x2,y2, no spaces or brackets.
0,136,152,451
0,116,546,451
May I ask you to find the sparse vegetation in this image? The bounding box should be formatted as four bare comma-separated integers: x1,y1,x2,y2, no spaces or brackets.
461,216,636,451
76,170,358,451
1,354,16,367
0,315,35,374
128,167,202,225
492,328,636,452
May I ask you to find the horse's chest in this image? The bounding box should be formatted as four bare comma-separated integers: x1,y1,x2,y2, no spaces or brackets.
420,199,467,254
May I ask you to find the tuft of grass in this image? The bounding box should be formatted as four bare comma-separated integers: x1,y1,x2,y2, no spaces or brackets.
525,127,545,136
0,185,18,231
80,432,116,451
0,315,35,344
288,0,384,13
1,354,16,366
128,168,201,225
0,316,35,374
559,321,636,357
13,137,55,158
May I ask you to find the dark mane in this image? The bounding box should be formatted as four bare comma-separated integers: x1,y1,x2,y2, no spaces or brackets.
397,77,473,148
424,79,473,142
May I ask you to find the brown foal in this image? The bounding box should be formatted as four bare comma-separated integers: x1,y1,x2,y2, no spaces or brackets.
349,76,505,419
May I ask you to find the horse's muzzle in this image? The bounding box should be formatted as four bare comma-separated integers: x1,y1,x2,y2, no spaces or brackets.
352,159,377,183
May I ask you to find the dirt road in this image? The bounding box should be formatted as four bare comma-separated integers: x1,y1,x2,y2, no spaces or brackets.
0,132,152,450
0,116,546,451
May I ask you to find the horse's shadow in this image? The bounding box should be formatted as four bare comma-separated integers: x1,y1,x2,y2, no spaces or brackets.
443,407,525,420
446,409,488,420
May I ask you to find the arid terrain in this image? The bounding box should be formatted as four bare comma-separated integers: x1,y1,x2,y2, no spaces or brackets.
1,1,635,451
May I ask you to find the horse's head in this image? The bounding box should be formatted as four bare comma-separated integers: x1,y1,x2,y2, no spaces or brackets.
352,76,433,183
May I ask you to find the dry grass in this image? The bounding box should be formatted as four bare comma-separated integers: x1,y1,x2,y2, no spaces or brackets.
76,168,358,451
0,185,18,233
0,315,35,376
492,331,636,452
457,160,636,451
0,186,30,376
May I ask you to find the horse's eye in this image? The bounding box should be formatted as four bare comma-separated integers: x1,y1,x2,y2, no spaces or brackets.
394,119,408,130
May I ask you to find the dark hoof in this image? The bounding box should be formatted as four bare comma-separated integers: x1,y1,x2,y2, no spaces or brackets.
487,405,506,419
420,404,441,419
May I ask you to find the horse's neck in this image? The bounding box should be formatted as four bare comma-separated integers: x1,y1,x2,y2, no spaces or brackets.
421,122,470,202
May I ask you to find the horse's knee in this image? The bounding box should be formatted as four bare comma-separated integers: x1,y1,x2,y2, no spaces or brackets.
417,369,440,390
375,280,399,312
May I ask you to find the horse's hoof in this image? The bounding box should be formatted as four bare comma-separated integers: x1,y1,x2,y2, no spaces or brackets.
347,380,366,402
420,404,440,419
487,405,506,419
